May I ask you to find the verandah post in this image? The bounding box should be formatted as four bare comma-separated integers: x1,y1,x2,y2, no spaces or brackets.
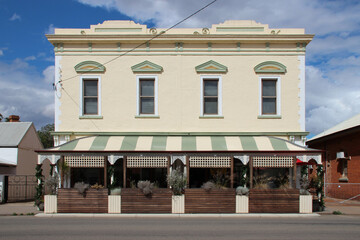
186,156,190,188
293,156,297,189
60,155,64,188
104,156,108,188
123,156,127,188
230,156,234,188
167,156,170,188
249,156,253,189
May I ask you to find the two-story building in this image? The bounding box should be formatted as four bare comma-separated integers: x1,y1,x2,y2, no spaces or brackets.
38,20,321,199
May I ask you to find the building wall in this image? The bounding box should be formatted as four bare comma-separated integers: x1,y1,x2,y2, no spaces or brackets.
57,54,303,133
308,130,360,200
16,124,44,175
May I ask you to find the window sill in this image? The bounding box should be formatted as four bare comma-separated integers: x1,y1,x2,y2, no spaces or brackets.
339,177,348,182
199,115,224,119
79,115,103,119
135,115,160,119
257,115,282,119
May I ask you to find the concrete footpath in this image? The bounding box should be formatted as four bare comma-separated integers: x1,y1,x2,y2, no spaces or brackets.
0,197,359,217
0,201,40,216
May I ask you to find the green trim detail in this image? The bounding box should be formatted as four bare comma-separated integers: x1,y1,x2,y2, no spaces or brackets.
79,115,103,119
74,61,105,73
216,27,264,32
120,136,138,151
199,116,224,119
195,60,228,73
151,136,167,151
135,115,160,119
59,139,79,151
182,136,196,151
51,131,309,137
254,61,286,73
211,136,228,151
240,136,258,151
131,60,163,73
90,136,110,150
94,28,142,32
269,137,289,151
257,115,282,119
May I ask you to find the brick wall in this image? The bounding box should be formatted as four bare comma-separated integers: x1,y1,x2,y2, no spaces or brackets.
308,129,360,200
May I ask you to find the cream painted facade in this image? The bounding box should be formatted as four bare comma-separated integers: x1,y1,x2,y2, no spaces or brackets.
47,20,313,145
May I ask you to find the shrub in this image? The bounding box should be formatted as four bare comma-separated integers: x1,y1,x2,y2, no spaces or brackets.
236,186,249,196
110,187,121,195
201,181,216,192
167,169,187,195
74,182,90,196
45,173,59,195
90,183,104,190
137,180,154,196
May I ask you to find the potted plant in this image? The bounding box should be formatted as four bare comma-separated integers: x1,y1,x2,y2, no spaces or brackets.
167,169,186,213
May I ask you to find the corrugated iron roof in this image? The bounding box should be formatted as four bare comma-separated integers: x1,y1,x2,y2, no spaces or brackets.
309,112,360,142
43,135,314,152
0,122,33,147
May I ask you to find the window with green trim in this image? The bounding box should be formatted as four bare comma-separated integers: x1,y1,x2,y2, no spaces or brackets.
83,79,98,115
261,79,277,115
203,79,219,115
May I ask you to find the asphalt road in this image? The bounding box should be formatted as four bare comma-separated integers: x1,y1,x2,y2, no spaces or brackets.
0,215,359,240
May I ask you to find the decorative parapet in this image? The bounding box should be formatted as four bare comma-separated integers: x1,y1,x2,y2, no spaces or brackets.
74,61,105,73
254,61,286,73
195,60,228,73
131,60,163,73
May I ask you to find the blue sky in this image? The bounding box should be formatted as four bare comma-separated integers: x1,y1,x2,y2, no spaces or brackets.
1,0,360,138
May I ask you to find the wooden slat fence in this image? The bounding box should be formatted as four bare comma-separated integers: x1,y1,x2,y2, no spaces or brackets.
249,189,299,213
121,188,172,213
57,188,108,213
185,189,236,213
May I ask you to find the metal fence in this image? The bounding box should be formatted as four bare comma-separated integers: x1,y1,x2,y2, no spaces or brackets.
6,175,37,202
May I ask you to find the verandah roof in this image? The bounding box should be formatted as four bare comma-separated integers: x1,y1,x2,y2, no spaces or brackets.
40,135,316,152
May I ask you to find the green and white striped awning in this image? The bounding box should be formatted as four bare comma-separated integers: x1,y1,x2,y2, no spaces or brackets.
44,135,314,152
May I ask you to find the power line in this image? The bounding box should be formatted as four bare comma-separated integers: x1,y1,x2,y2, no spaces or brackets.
56,0,219,132
57,0,218,84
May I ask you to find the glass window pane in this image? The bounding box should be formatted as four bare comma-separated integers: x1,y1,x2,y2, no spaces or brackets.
84,98,98,114
140,97,154,114
140,80,154,96
262,80,276,97
204,81,218,96
204,97,218,114
262,98,276,114
84,80,98,96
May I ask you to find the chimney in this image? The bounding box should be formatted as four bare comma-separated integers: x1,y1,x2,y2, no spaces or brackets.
8,115,20,122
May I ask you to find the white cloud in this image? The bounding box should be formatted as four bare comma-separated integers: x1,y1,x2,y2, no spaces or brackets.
9,13,21,21
0,50,3,56
0,59,54,128
42,65,55,84
45,24,55,34
75,0,360,136
24,56,36,61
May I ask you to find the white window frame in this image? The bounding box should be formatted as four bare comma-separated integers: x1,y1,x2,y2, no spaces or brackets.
258,76,281,116
136,75,158,116
200,75,222,117
79,75,101,116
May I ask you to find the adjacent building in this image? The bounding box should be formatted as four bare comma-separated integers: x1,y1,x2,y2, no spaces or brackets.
0,116,43,202
307,113,360,200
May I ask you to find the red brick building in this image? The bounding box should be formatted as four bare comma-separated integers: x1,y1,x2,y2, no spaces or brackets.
307,114,360,200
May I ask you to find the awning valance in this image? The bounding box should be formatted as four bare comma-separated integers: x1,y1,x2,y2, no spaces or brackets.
40,135,317,153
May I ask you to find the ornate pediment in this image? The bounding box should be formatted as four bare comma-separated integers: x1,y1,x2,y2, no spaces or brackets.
254,61,286,73
195,60,228,73
131,60,163,73
74,61,105,73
